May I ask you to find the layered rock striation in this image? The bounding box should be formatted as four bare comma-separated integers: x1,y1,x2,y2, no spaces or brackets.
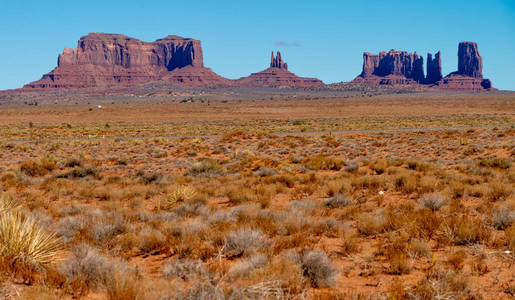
24,33,228,89
235,51,323,87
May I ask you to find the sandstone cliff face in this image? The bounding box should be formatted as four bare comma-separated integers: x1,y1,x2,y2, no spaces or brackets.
356,50,425,84
236,51,323,87
25,33,225,89
426,51,442,84
57,33,203,70
457,42,482,78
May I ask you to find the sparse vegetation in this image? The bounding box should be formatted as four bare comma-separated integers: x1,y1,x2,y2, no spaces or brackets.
0,94,512,298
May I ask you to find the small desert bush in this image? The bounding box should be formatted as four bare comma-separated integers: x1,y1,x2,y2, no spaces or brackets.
411,267,473,299
419,192,448,211
357,211,386,236
59,244,107,296
447,250,466,271
65,157,83,168
136,171,164,184
303,156,344,171
394,173,417,193
58,166,99,179
0,211,62,278
443,216,490,245
325,193,354,208
163,258,206,281
353,174,386,191
296,250,337,288
487,180,512,201
224,227,268,257
188,160,224,176
468,252,489,275
227,254,268,279
137,227,166,253
325,179,351,196
20,157,56,177
226,186,255,204
407,160,431,172
371,158,389,174
388,252,413,275
478,157,511,169
104,260,142,300
492,203,514,230
408,238,431,259
408,209,441,239
247,257,307,295
253,167,276,177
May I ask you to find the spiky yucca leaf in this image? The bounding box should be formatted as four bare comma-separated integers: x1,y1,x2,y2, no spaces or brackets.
0,194,18,213
168,186,196,206
0,211,62,268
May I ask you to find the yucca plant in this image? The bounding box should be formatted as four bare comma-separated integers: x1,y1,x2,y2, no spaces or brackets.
0,210,62,275
168,186,196,207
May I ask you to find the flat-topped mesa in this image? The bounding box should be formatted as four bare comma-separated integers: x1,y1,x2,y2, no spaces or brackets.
24,33,227,89
236,51,322,87
270,51,288,70
426,51,442,84
57,32,203,70
457,42,482,78
355,49,425,84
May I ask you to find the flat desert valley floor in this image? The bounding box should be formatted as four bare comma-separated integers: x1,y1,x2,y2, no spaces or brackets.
0,91,514,299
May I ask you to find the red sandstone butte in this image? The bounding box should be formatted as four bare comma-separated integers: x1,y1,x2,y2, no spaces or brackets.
433,42,495,91
236,51,323,87
352,50,425,85
353,42,495,91
24,33,229,89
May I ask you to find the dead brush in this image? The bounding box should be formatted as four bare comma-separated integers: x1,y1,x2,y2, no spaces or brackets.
357,211,387,236
104,260,142,300
295,250,337,288
443,216,491,245
408,238,431,259
324,193,355,208
419,192,448,211
446,250,466,271
487,180,512,201
492,202,514,229
411,266,473,299
224,227,269,257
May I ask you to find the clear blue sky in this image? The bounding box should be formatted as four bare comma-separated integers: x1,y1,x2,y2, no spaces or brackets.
1,0,514,90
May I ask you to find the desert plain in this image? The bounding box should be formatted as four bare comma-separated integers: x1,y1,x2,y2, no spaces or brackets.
0,89,513,299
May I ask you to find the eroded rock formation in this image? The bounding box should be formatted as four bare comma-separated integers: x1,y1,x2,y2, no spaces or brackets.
426,51,442,84
353,42,494,91
24,33,229,89
236,51,323,87
270,51,288,70
353,50,425,85
434,42,495,91
457,42,482,78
